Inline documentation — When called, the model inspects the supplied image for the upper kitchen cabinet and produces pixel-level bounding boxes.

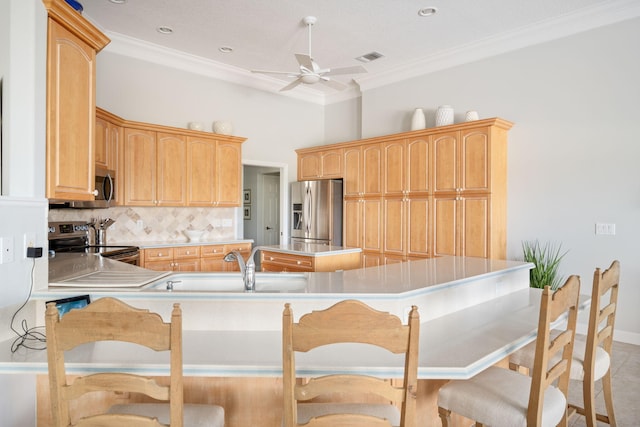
[117,116,245,207]
[343,143,383,198]
[296,148,343,180]
[43,0,110,201]
[123,128,187,206]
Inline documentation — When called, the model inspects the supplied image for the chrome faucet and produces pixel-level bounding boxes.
[224,246,262,291]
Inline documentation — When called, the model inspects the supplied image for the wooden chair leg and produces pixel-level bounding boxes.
[583,373,597,427]
[437,407,452,427]
[601,370,617,426]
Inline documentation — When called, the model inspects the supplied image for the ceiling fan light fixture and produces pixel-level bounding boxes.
[418,7,438,17]
[156,26,174,35]
[300,74,320,84]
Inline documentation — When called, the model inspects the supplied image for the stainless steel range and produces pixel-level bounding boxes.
[48,221,140,265]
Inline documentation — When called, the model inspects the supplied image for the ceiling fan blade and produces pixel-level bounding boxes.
[319,78,347,91]
[295,54,317,72]
[279,79,303,92]
[251,69,298,76]
[323,65,368,76]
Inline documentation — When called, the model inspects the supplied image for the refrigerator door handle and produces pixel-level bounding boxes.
[305,186,312,234]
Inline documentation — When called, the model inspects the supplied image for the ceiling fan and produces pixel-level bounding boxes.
[251,16,367,92]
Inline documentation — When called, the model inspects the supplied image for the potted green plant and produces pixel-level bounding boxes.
[521,240,568,290]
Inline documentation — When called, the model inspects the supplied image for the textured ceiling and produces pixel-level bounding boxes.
[80,0,637,98]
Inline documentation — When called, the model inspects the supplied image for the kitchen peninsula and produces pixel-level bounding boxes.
[0,255,587,426]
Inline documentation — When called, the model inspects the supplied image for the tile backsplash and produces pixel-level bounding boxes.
[48,206,237,244]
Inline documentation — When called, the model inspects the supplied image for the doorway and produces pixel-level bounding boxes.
[241,161,289,256]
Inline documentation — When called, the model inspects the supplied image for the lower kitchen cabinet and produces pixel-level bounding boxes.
[142,246,200,271]
[260,250,361,272]
[142,243,252,272]
[200,243,252,272]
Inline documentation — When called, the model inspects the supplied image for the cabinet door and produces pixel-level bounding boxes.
[406,196,431,258]
[321,149,343,178]
[383,140,405,196]
[362,198,382,253]
[432,195,457,257]
[124,128,157,205]
[46,19,96,200]
[108,121,123,204]
[298,152,321,180]
[406,137,430,194]
[343,147,361,197]
[156,133,186,206]
[174,259,201,271]
[95,116,109,169]
[362,144,383,196]
[460,128,490,192]
[383,197,404,255]
[187,137,216,206]
[215,141,242,206]
[460,195,490,258]
[432,132,458,195]
[343,198,361,249]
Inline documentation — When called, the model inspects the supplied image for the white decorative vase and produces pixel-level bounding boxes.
[465,111,479,122]
[435,105,454,126]
[410,108,426,131]
[188,122,204,131]
[212,121,233,135]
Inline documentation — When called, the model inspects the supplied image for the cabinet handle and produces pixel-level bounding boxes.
[92,189,99,196]
[296,260,301,265]
[186,251,190,255]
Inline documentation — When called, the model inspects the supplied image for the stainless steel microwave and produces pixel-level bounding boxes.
[49,167,115,209]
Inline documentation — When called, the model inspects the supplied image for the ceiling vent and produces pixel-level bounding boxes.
[356,52,385,63]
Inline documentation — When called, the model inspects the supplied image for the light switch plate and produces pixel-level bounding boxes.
[0,236,15,264]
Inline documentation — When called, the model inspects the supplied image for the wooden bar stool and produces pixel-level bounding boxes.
[438,277,581,427]
[282,299,420,427]
[45,297,225,427]
[510,260,620,426]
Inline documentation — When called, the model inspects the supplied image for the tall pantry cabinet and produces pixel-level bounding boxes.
[296,118,513,265]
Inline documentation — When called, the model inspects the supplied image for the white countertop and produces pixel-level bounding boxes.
[259,243,362,257]
[1,255,566,381]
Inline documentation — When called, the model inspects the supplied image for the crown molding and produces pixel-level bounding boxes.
[102,31,330,105]
[95,0,639,105]
[355,0,640,91]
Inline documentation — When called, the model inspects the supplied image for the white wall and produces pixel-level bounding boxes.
[0,1,47,425]
[357,19,640,342]
[96,51,325,184]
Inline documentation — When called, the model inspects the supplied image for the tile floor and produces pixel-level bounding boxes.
[567,339,640,427]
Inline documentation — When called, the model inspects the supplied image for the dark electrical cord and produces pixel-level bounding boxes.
[10,257,46,352]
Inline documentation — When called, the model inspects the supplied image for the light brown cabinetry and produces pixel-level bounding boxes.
[200,243,251,272]
[44,0,109,201]
[431,125,508,258]
[117,118,244,207]
[296,118,512,262]
[123,129,187,206]
[142,243,252,272]
[142,246,200,272]
[296,148,343,180]
[260,250,361,272]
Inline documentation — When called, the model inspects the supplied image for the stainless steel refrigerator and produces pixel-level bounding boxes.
[290,180,343,245]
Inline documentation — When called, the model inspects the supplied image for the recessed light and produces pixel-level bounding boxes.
[108,0,127,4]
[156,26,174,35]
[219,46,234,54]
[418,7,438,17]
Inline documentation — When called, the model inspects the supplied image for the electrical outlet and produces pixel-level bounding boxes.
[595,223,616,235]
